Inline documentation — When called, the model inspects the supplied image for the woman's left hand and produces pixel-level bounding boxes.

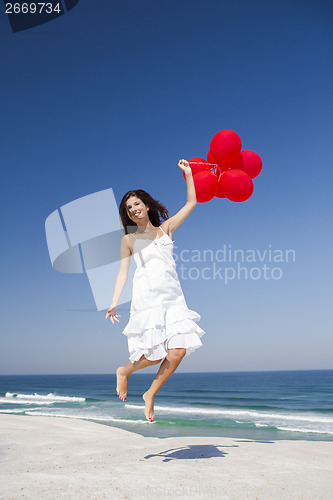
[178,159,192,176]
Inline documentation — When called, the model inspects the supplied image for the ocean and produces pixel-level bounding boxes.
[1,370,332,441]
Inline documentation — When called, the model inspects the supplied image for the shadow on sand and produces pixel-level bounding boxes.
[144,443,238,462]
[144,439,275,462]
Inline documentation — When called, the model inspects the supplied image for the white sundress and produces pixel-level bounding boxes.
[121,225,206,362]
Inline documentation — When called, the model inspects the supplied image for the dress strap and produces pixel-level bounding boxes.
[159,225,166,235]
[130,232,136,239]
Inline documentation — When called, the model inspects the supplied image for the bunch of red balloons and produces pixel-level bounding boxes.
[184,130,263,203]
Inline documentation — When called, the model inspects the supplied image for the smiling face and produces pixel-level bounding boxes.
[126,196,149,222]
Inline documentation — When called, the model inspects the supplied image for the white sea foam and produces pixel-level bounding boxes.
[125,403,333,435]
[2,394,332,436]
[4,392,85,403]
[0,409,25,414]
[125,404,333,424]
[24,411,151,424]
[277,426,333,435]
[0,397,54,405]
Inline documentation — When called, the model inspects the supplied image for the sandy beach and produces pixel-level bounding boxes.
[0,415,332,499]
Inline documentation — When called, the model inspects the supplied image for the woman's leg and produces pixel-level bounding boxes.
[116,355,163,401]
[142,348,186,421]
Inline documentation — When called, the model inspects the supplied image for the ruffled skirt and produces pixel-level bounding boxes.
[121,303,205,362]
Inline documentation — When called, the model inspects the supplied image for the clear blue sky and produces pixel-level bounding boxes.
[0,0,332,374]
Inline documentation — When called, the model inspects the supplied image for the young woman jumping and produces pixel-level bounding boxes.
[105,159,205,422]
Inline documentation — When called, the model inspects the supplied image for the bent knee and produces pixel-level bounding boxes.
[168,348,186,359]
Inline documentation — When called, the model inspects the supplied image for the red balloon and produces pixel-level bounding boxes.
[219,169,254,202]
[193,170,218,203]
[215,181,227,198]
[229,152,242,168]
[207,150,218,165]
[210,130,242,163]
[184,157,208,179]
[232,150,263,179]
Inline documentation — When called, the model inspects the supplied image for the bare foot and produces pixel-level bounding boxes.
[142,391,155,422]
[116,367,128,401]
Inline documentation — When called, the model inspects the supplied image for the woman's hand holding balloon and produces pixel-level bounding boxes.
[178,159,192,176]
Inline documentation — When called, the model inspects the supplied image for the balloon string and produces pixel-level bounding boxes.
[188,160,223,177]
[187,161,225,182]
[188,161,219,166]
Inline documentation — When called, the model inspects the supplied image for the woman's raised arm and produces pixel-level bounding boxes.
[166,159,198,233]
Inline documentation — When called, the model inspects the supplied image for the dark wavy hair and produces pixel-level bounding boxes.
[119,189,170,235]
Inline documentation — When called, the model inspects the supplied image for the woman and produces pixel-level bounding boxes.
[105,159,205,422]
